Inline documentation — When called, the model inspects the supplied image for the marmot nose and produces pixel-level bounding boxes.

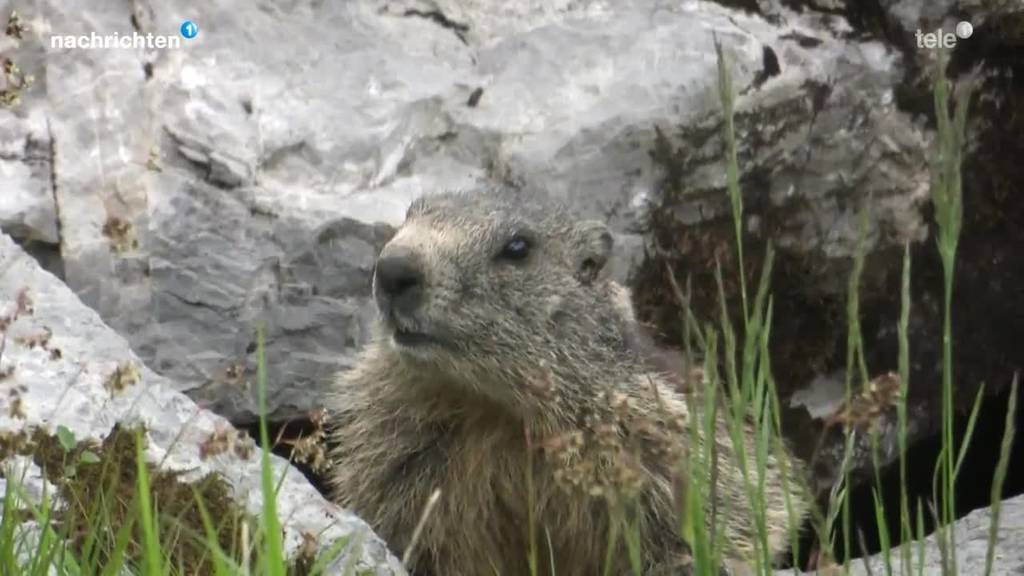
[374,248,424,313]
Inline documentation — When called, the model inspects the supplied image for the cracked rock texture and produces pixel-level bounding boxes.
[0,232,405,575]
[0,0,939,424]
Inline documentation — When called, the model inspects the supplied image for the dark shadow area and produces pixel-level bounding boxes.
[12,238,64,280]
[239,417,332,496]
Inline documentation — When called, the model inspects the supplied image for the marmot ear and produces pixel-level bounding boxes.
[574,220,613,285]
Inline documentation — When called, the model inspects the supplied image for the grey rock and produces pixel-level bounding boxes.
[0,0,997,428]
[11,0,914,422]
[784,494,1024,575]
[881,0,960,35]
[0,108,56,245]
[652,18,930,264]
[0,232,404,574]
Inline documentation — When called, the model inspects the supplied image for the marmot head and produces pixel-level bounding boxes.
[371,187,633,409]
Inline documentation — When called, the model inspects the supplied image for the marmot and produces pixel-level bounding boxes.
[329,187,809,575]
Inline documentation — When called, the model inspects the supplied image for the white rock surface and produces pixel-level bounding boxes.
[0,232,404,575]
[843,494,1024,575]
[0,108,56,245]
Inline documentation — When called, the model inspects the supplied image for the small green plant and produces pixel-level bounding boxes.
[54,425,101,479]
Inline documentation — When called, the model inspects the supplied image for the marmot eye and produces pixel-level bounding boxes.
[498,236,531,261]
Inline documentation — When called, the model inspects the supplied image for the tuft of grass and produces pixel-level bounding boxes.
[0,326,361,575]
[680,40,1010,576]
[701,37,809,575]
[20,424,246,573]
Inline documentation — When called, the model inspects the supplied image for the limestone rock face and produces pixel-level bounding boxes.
[0,232,404,574]
[0,0,937,423]
[0,109,55,246]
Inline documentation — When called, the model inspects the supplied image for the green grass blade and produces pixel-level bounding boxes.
[306,534,351,575]
[0,469,19,571]
[916,500,926,576]
[713,35,748,327]
[99,513,138,576]
[953,382,986,480]
[256,325,287,575]
[983,375,1018,576]
[930,48,973,576]
[545,527,557,576]
[872,488,892,576]
[136,430,165,573]
[896,243,912,576]
[623,508,643,576]
[601,504,621,576]
[134,429,162,576]
[193,488,234,576]
[869,428,892,576]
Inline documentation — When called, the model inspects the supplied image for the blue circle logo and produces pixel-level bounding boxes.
[180,20,198,39]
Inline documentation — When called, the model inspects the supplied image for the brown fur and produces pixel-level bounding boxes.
[329,187,809,575]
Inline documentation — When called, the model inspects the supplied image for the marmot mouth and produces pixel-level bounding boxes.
[392,329,439,347]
